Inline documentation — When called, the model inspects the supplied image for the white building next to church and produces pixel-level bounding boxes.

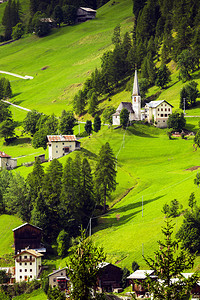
[112,69,173,128]
[144,100,173,128]
[14,249,43,282]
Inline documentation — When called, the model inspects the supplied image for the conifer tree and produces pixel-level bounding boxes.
[144,218,198,300]
[93,115,101,132]
[59,110,77,134]
[88,92,98,116]
[95,142,117,212]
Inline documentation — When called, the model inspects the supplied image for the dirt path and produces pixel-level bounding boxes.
[1,100,31,112]
[0,70,33,80]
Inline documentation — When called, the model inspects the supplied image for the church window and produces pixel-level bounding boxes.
[134,97,136,102]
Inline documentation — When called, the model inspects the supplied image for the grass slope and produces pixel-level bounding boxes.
[0,0,133,116]
[13,289,47,300]
[74,125,200,271]
[0,214,22,257]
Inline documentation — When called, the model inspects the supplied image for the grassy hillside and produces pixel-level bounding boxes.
[0,0,133,117]
[0,214,22,257]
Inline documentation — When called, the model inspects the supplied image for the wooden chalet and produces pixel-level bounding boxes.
[127,270,156,297]
[13,223,45,255]
[97,262,123,293]
[76,7,96,23]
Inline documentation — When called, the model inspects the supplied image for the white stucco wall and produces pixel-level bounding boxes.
[15,254,42,282]
[48,141,77,161]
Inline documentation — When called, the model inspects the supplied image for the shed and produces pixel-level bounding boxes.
[0,151,17,169]
[97,262,123,293]
[76,7,96,23]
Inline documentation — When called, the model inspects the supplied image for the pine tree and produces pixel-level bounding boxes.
[88,92,98,116]
[59,110,77,134]
[144,218,198,300]
[93,115,101,132]
[95,142,117,212]
[120,108,129,129]
[84,120,92,135]
[156,64,171,89]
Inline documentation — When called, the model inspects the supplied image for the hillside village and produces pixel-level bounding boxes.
[0,0,200,299]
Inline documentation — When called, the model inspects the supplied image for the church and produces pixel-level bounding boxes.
[112,70,173,128]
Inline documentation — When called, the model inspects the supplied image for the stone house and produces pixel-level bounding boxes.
[0,151,17,169]
[47,135,81,161]
[14,249,43,282]
[48,268,69,291]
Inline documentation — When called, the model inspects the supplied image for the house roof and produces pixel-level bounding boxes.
[146,100,173,108]
[116,102,134,113]
[79,7,97,12]
[14,249,43,258]
[127,270,154,280]
[132,69,140,96]
[12,223,42,232]
[0,151,11,158]
[48,267,67,277]
[47,135,77,142]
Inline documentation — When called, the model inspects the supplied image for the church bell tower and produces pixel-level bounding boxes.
[132,69,141,120]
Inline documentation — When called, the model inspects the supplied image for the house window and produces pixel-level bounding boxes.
[165,114,167,117]
[53,278,56,282]
[158,114,159,116]
[49,144,51,147]
[163,120,165,122]
[25,262,27,265]
[168,108,170,111]
[25,269,27,272]
[161,104,163,106]
[61,273,63,276]
[20,269,22,272]
[165,108,167,111]
[56,151,58,153]
[161,108,163,111]
[161,114,163,117]
[62,143,64,145]
[24,256,27,259]
[30,269,32,272]
[158,108,159,111]
[20,276,22,279]
[20,263,22,266]
[53,285,56,287]
[30,275,32,278]
[30,256,32,260]
[56,145,58,148]
[134,97,136,102]
[30,262,32,265]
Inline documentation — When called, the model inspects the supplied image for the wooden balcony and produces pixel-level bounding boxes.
[16,257,35,263]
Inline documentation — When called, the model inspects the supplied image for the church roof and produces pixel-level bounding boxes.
[146,100,173,108]
[116,102,134,113]
[132,69,140,96]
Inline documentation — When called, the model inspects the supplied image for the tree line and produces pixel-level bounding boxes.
[1,0,110,40]
[0,142,116,247]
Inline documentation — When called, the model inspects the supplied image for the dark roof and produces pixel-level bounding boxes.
[48,267,68,277]
[12,223,43,232]
[116,102,134,113]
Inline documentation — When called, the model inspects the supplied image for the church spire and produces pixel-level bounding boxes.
[132,69,140,96]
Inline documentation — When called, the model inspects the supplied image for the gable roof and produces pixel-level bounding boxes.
[116,102,134,113]
[127,270,155,280]
[132,69,140,96]
[146,100,173,108]
[14,249,43,258]
[48,267,67,277]
[12,223,42,232]
[0,151,11,158]
[47,135,77,142]
[79,7,96,12]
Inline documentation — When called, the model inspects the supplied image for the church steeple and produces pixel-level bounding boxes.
[132,69,141,120]
[132,69,140,96]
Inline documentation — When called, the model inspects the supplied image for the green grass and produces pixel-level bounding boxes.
[13,289,47,300]
[0,214,22,256]
[0,0,133,117]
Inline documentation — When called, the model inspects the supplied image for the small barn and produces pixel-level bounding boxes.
[97,262,123,293]
[13,223,45,255]
[76,7,96,23]
[0,151,17,170]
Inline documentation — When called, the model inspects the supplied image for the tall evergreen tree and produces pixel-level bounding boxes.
[95,142,117,212]
[59,110,77,134]
[93,115,101,132]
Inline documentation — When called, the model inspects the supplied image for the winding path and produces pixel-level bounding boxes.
[1,100,31,112]
[0,70,33,80]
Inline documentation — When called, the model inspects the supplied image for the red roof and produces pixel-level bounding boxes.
[0,151,11,158]
[47,135,77,142]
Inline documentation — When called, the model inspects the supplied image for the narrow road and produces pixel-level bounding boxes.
[1,100,31,112]
[0,70,33,80]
